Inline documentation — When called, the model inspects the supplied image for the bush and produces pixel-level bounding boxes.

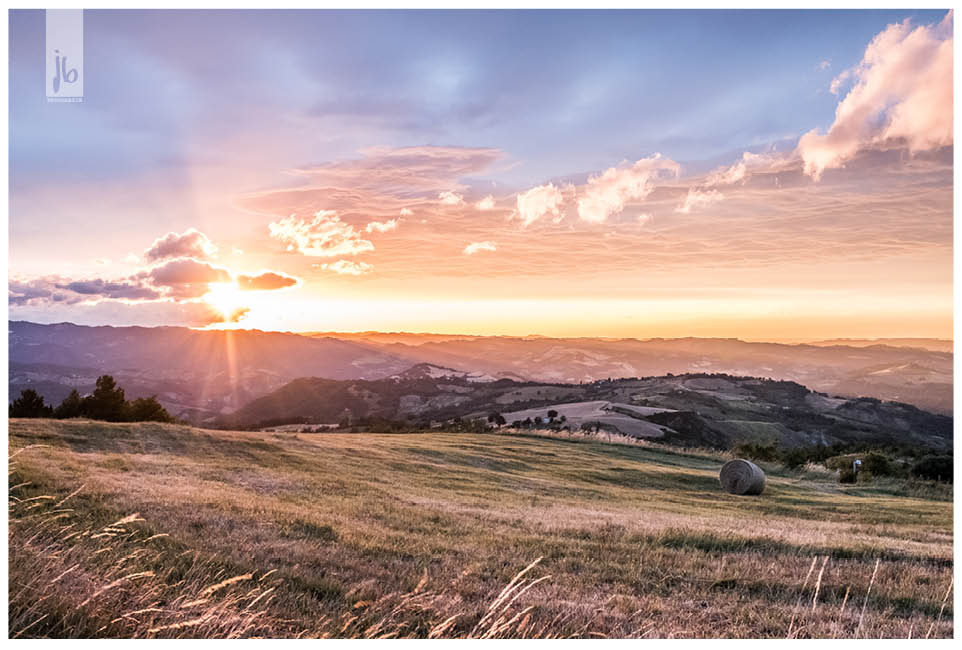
[838,468,857,484]
[911,456,953,483]
[732,441,778,462]
[862,451,893,476]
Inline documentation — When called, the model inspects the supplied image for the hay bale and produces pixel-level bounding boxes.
[719,459,766,495]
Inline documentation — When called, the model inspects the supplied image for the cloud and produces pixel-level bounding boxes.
[9,276,83,306]
[145,228,218,262]
[293,145,503,192]
[463,241,497,255]
[146,258,232,286]
[818,59,831,70]
[269,210,374,257]
[400,207,414,216]
[56,278,162,301]
[704,150,783,187]
[476,195,496,211]
[676,188,724,214]
[515,183,564,227]
[637,213,653,226]
[798,11,953,180]
[365,218,400,233]
[222,306,251,323]
[235,270,299,291]
[317,260,374,275]
[438,190,464,205]
[577,154,680,223]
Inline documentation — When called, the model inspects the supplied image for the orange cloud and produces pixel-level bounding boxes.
[236,270,299,291]
[463,241,497,255]
[317,260,374,275]
[269,210,375,257]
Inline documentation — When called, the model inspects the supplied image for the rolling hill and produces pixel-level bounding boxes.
[9,321,412,421]
[221,367,952,451]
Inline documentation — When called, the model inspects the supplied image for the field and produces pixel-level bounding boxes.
[8,419,953,638]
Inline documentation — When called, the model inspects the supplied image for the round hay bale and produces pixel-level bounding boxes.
[719,459,766,495]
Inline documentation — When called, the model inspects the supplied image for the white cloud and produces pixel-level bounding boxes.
[704,150,781,187]
[144,228,218,262]
[577,154,680,223]
[365,218,400,233]
[637,213,653,226]
[317,260,374,275]
[438,190,464,205]
[798,11,953,180]
[818,59,831,70]
[400,207,414,216]
[268,210,374,257]
[475,195,496,211]
[675,189,724,214]
[463,241,497,255]
[515,183,564,227]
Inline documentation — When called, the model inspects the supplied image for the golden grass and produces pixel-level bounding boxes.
[8,418,954,638]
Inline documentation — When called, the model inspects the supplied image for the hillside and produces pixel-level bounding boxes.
[365,336,954,414]
[222,370,953,452]
[10,322,954,419]
[9,419,953,638]
[9,321,412,421]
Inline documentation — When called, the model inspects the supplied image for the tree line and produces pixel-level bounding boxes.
[9,375,174,423]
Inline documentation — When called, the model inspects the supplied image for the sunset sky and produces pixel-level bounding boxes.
[8,9,953,338]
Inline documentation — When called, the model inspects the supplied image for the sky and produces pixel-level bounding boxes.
[8,9,954,338]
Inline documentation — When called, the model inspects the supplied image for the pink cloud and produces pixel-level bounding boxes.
[798,11,953,180]
[577,154,680,223]
[145,228,218,262]
[515,183,564,228]
[675,188,724,214]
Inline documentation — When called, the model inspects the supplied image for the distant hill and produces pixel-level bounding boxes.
[806,338,953,353]
[348,335,954,413]
[9,321,412,421]
[10,322,954,419]
[221,369,953,452]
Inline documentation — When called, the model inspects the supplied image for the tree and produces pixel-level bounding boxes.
[128,396,173,423]
[85,375,127,421]
[547,409,558,421]
[54,389,85,419]
[10,389,53,418]
[487,412,506,428]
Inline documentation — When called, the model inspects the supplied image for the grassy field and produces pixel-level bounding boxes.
[8,418,953,638]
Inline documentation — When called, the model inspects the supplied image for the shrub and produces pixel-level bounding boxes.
[732,441,778,462]
[911,455,953,483]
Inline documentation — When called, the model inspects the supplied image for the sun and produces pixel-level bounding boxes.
[204,282,248,323]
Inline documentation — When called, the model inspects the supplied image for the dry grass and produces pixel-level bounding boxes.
[8,419,954,638]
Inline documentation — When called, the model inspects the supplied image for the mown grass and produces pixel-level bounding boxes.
[8,418,953,638]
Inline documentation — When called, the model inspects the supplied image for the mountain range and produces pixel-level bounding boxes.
[8,321,954,422]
